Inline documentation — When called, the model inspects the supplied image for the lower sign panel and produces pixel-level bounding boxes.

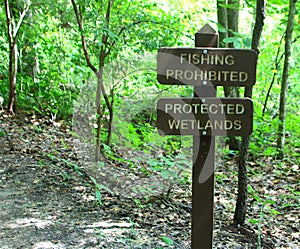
[157,98,253,136]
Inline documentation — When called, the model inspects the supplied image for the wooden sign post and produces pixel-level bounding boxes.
[156,24,257,249]
[192,25,218,249]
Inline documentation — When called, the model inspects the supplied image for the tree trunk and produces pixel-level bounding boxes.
[95,68,103,162]
[72,0,115,160]
[233,0,266,226]
[226,0,240,98]
[218,0,241,151]
[7,42,18,113]
[106,88,114,146]
[4,0,30,113]
[277,0,298,158]
[72,0,111,160]
[227,0,240,35]
[5,0,17,113]
[217,0,228,47]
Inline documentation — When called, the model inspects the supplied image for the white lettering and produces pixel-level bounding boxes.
[175,70,183,80]
[174,104,182,114]
[166,69,174,79]
[225,120,233,130]
[201,104,208,114]
[181,120,189,129]
[225,55,234,65]
[180,54,187,64]
[179,53,236,66]
[227,104,235,114]
[165,104,173,113]
[166,119,243,131]
[234,120,242,130]
[182,104,192,114]
[205,120,212,130]
[168,119,180,129]
[230,71,238,81]
[208,104,218,114]
[236,104,245,114]
[239,72,248,82]
[164,103,246,115]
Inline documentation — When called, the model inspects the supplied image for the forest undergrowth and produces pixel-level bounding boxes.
[0,112,299,249]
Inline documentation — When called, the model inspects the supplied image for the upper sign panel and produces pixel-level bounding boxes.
[157,48,257,86]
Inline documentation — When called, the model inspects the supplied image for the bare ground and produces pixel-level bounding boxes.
[0,113,298,249]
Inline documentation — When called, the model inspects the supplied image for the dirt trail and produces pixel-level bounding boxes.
[0,115,192,249]
[0,115,135,249]
[0,114,297,249]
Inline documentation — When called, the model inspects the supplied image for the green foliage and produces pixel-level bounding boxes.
[147,153,192,196]
[0,129,5,137]
[160,236,174,246]
[0,1,299,230]
[222,35,252,49]
[248,0,300,160]
[90,176,113,206]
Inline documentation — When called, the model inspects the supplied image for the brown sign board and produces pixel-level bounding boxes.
[157,48,257,86]
[157,98,253,136]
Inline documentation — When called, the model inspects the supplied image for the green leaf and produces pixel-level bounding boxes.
[160,170,177,179]
[95,189,103,206]
[98,184,114,195]
[90,176,97,186]
[233,39,242,48]
[249,219,260,224]
[160,236,173,245]
[216,23,227,33]
[160,170,172,179]
[103,28,120,41]
[223,37,240,44]
[268,208,281,215]
[247,184,254,193]
[264,199,275,205]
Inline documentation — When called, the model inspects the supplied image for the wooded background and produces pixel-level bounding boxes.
[0,0,299,246]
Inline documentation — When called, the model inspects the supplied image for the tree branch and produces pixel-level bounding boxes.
[262,34,285,116]
[98,0,113,69]
[71,0,97,73]
[251,0,266,56]
[13,1,31,38]
[4,0,14,46]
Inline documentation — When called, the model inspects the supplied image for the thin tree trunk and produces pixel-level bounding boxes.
[4,0,30,113]
[95,0,114,148]
[5,0,16,113]
[262,35,284,116]
[234,0,266,226]
[223,0,241,151]
[226,0,240,98]
[277,0,297,158]
[7,42,18,113]
[72,0,112,161]
[95,69,103,161]
[217,0,228,48]
[106,92,114,146]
